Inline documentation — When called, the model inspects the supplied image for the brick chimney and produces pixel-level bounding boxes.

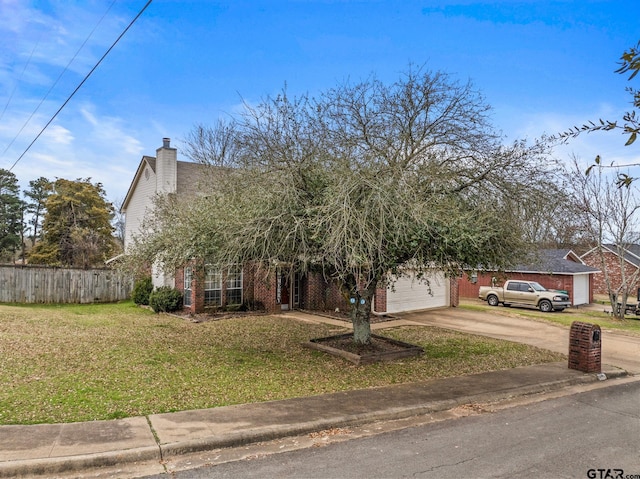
[156,137,177,194]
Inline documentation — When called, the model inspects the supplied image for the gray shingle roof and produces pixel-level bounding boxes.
[176,161,209,196]
[510,249,600,275]
[600,244,640,268]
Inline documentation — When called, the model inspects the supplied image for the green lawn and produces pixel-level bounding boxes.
[0,301,564,425]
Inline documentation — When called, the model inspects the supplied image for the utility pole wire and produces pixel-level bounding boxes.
[1,0,118,159]
[0,32,42,124]
[8,0,154,172]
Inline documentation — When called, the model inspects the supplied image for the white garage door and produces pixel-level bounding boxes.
[386,272,448,314]
[572,274,589,305]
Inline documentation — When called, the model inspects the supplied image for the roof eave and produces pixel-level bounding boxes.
[121,156,155,212]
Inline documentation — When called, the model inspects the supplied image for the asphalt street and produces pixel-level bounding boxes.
[149,379,640,479]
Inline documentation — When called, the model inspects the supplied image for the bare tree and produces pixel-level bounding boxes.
[568,158,640,317]
[512,179,588,249]
[129,66,555,344]
[182,120,240,168]
[111,196,126,249]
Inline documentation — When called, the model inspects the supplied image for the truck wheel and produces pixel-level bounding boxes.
[539,299,552,312]
[487,294,499,307]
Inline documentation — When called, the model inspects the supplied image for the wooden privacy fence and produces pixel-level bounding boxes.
[0,265,133,304]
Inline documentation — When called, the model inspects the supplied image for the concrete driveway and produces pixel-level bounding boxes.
[398,306,640,375]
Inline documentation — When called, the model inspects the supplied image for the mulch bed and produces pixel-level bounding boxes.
[306,333,424,364]
[315,334,413,355]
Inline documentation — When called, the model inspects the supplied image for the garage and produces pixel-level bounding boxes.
[457,250,599,307]
[385,272,449,314]
[572,274,590,306]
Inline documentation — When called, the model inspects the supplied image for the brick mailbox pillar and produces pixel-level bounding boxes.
[568,321,601,373]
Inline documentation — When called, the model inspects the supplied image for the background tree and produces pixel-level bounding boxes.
[0,169,24,263]
[515,178,591,251]
[111,196,126,249]
[129,67,555,344]
[23,177,53,247]
[29,178,117,268]
[558,41,640,316]
[567,158,640,318]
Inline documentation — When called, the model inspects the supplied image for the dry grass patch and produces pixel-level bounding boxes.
[0,301,564,425]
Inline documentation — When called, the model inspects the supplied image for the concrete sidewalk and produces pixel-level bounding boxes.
[0,363,627,478]
[0,310,631,478]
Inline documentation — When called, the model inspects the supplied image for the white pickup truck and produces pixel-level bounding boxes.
[478,280,570,312]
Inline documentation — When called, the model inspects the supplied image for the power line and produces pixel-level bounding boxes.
[1,0,118,158]
[8,0,154,172]
[0,32,42,124]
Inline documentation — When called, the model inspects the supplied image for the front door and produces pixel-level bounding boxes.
[277,270,290,311]
[281,277,290,310]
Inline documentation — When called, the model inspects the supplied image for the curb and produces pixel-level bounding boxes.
[0,446,160,479]
[158,368,628,458]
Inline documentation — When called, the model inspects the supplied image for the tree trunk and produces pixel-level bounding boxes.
[349,285,375,345]
[352,301,371,345]
[610,291,625,320]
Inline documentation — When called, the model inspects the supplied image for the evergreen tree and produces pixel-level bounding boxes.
[0,169,24,263]
[29,178,117,268]
[23,177,53,245]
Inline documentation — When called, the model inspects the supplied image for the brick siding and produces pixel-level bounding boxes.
[374,286,387,313]
[177,262,455,315]
[176,261,270,314]
[581,250,640,297]
[302,272,347,312]
[251,264,278,313]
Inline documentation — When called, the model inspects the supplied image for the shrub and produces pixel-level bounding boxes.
[149,287,183,313]
[241,300,265,311]
[131,277,153,305]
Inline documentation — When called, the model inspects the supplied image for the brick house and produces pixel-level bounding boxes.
[122,138,459,314]
[581,244,640,296]
[459,249,599,306]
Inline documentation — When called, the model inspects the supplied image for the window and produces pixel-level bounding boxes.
[203,264,243,307]
[529,281,546,292]
[183,266,193,307]
[293,272,300,307]
[506,282,521,291]
[204,265,222,307]
[226,265,243,305]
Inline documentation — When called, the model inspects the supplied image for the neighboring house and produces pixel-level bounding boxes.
[581,244,640,296]
[122,138,458,314]
[458,249,599,306]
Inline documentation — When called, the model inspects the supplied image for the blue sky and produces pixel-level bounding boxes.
[0,0,638,202]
